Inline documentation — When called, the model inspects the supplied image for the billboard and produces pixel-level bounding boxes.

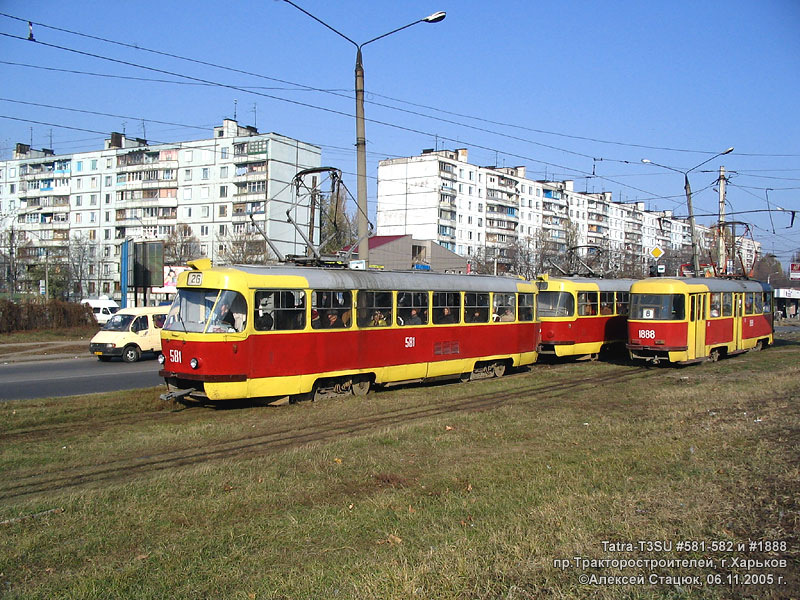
[152,266,190,294]
[791,263,800,281]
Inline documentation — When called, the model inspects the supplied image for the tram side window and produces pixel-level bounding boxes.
[599,292,615,315]
[464,292,490,323]
[763,293,772,314]
[432,292,460,324]
[357,291,392,327]
[744,293,755,315]
[397,291,429,326]
[312,290,352,329]
[753,293,763,314]
[616,291,630,316]
[722,292,733,317]
[577,291,599,316]
[518,293,534,322]
[254,290,305,331]
[710,292,722,318]
[492,293,516,322]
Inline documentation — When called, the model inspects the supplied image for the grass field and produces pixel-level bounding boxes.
[1,334,798,599]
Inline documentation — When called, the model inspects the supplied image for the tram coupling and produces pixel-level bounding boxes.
[160,387,196,403]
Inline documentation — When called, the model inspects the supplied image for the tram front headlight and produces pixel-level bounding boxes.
[190,358,199,369]
[158,353,165,365]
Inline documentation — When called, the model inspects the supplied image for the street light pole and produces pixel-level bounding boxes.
[282,1,446,267]
[642,147,733,277]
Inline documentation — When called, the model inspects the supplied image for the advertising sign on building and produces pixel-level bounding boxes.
[791,263,800,281]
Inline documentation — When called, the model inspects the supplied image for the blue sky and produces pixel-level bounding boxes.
[1,1,798,263]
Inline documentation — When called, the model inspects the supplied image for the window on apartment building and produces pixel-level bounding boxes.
[75,195,82,207]
[219,186,228,198]
[478,203,483,212]
[75,213,82,224]
[221,147,228,159]
[200,225,209,236]
[89,229,96,240]
[105,229,111,240]
[219,224,226,236]
[185,207,192,218]
[91,159,98,170]
[184,169,192,181]
[9,184,15,194]
[219,204,227,217]
[104,176,112,186]
[202,205,210,218]
[75,178,82,189]
[220,166,228,178]
[201,187,210,199]
[90,194,98,205]
[478,218,482,227]
[90,212,97,223]
[76,161,83,172]
[106,158,113,168]
[185,150,193,162]
[202,168,210,180]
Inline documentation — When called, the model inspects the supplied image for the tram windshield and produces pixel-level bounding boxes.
[164,288,248,333]
[537,291,574,318]
[630,293,685,320]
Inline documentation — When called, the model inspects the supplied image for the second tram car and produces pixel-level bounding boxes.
[536,275,637,359]
[627,277,773,364]
[159,259,540,402]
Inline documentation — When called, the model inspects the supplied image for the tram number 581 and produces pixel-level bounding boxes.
[404,337,416,348]
[169,349,182,363]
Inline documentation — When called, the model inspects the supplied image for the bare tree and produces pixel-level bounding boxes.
[218,225,270,265]
[68,232,94,300]
[163,224,201,265]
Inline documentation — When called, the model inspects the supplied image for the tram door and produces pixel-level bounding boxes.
[689,293,706,359]
[733,293,744,351]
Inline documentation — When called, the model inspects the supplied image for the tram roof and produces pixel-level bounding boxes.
[228,265,528,293]
[542,277,639,292]
[635,277,772,293]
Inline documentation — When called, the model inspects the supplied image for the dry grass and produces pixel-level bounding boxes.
[0,337,798,599]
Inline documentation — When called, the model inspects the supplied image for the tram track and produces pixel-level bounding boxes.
[1,365,657,502]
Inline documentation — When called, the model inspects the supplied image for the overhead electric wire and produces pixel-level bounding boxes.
[1,11,796,218]
[6,10,796,162]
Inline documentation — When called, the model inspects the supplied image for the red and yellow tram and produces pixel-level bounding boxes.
[627,277,774,364]
[159,259,540,402]
[535,275,636,360]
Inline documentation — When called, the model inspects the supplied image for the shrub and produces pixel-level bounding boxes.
[0,299,94,333]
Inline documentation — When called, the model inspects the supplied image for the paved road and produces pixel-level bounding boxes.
[0,356,164,401]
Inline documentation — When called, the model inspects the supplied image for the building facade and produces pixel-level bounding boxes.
[0,120,321,299]
[377,148,760,276]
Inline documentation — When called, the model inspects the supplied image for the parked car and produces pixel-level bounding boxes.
[81,296,120,325]
[89,306,168,362]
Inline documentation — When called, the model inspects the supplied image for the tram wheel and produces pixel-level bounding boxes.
[351,377,370,396]
[708,348,720,363]
[492,362,506,377]
[753,340,763,352]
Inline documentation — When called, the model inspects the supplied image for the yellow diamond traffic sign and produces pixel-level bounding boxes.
[650,246,664,260]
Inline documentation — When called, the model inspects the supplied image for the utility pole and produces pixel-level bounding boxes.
[717,166,727,273]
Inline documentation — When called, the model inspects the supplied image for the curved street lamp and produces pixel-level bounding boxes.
[283,1,446,266]
[642,147,734,276]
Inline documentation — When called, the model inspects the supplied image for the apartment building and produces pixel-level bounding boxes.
[0,119,321,298]
[377,148,760,275]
